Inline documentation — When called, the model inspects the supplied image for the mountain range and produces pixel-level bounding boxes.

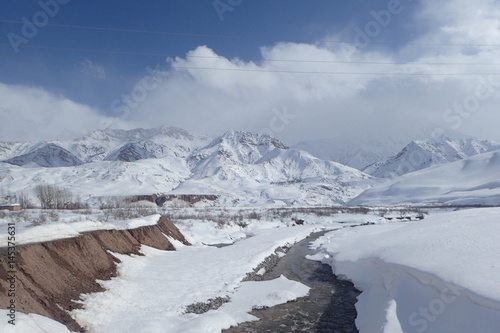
[0,126,372,206]
[1,125,499,206]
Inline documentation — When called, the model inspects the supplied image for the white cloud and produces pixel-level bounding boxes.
[0,83,132,141]
[123,0,500,144]
[3,0,500,144]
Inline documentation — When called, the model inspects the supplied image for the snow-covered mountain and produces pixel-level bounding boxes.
[104,141,164,162]
[0,125,211,164]
[188,130,288,172]
[350,149,500,206]
[363,137,500,178]
[4,143,83,167]
[68,125,212,162]
[176,130,373,205]
[0,127,374,206]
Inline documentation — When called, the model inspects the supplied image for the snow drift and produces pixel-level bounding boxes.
[351,149,500,206]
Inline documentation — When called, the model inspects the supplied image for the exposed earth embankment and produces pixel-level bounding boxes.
[0,216,189,332]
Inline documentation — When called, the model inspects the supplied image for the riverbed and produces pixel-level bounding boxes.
[223,230,360,333]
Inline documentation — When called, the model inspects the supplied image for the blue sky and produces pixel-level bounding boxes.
[1,0,500,143]
[1,0,417,107]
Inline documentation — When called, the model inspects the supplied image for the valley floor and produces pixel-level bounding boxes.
[1,207,500,332]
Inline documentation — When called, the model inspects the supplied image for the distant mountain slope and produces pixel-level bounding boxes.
[3,143,83,167]
[0,125,212,164]
[350,149,500,206]
[69,125,211,163]
[0,158,190,197]
[292,136,404,170]
[104,141,165,162]
[363,137,500,178]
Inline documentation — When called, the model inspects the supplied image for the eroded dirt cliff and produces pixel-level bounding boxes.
[0,216,189,332]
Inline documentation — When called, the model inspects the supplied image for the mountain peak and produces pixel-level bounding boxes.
[364,137,500,178]
[4,143,83,167]
[216,130,288,149]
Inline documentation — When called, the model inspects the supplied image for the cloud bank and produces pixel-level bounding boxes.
[2,0,500,144]
[0,83,134,141]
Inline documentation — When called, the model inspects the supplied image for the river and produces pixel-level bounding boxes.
[223,230,360,333]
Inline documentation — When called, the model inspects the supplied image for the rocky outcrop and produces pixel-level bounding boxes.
[0,216,189,332]
[123,193,219,206]
[155,194,219,206]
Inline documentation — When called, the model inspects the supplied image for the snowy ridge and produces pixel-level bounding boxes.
[364,137,500,178]
[0,127,374,205]
[0,125,211,164]
[176,131,373,205]
[351,149,500,206]
[104,141,164,162]
[4,143,83,167]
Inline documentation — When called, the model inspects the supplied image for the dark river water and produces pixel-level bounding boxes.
[223,230,360,333]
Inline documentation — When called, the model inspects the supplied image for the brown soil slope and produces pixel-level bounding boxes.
[0,216,189,332]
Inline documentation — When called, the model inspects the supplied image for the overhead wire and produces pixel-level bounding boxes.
[2,19,500,47]
[1,20,500,75]
[1,42,500,66]
[1,50,499,76]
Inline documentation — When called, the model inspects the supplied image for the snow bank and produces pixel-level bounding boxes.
[311,208,500,332]
[0,214,160,246]
[0,312,73,333]
[71,224,321,332]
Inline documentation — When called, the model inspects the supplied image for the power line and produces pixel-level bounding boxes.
[0,52,156,68]
[171,66,500,76]
[1,51,499,76]
[2,19,500,48]
[0,20,251,40]
[1,42,500,67]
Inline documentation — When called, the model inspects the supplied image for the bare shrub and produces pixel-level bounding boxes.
[34,184,88,209]
[18,192,36,209]
[31,212,48,226]
[48,210,60,221]
[247,211,261,220]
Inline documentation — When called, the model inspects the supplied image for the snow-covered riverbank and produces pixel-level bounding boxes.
[310,207,500,333]
[2,207,499,332]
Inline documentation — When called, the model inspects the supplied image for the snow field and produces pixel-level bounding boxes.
[70,223,324,333]
[2,207,499,332]
[310,207,500,333]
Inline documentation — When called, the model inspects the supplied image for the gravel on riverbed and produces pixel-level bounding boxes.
[184,296,231,314]
[242,244,291,282]
[184,244,292,314]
